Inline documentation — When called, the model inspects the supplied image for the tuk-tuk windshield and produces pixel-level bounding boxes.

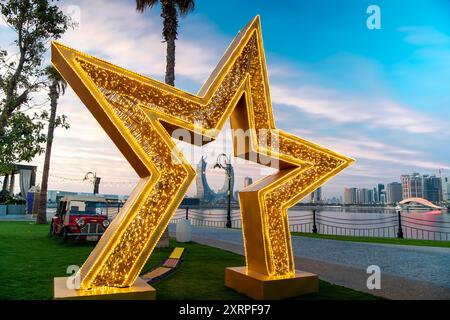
[69,201,107,215]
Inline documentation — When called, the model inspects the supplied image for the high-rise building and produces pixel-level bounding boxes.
[196,159,205,198]
[344,187,381,204]
[401,173,423,199]
[368,189,374,204]
[379,192,386,203]
[401,173,443,203]
[310,187,322,203]
[344,188,357,205]
[442,176,450,201]
[386,182,402,204]
[244,177,253,188]
[373,187,378,203]
[195,157,235,201]
[357,188,371,204]
[377,184,385,203]
[344,185,397,205]
[422,175,442,203]
[325,196,342,204]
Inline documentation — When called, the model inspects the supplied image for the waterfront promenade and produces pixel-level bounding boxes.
[168,224,450,300]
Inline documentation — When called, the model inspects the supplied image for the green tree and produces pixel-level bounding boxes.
[136,0,195,86]
[0,0,71,173]
[36,65,67,224]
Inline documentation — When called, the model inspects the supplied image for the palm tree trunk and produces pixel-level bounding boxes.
[36,84,57,224]
[161,0,177,86]
[157,0,178,246]
[165,37,176,86]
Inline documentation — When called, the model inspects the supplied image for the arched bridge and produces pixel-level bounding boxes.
[399,197,443,209]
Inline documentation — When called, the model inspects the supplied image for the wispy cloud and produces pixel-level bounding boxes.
[59,0,226,87]
[398,26,450,46]
[271,84,449,135]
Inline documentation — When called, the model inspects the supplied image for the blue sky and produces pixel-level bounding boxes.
[1,0,449,197]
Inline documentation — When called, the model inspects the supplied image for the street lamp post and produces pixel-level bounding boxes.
[396,205,404,239]
[214,153,232,228]
[312,209,318,234]
[84,172,101,194]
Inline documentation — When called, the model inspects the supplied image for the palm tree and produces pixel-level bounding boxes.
[136,0,195,86]
[36,66,67,225]
[136,0,194,247]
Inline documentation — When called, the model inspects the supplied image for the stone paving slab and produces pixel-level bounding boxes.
[168,224,450,300]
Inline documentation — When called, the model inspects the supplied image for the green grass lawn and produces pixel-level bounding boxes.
[292,232,450,248]
[0,222,379,300]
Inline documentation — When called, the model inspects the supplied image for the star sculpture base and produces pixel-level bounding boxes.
[53,277,156,300]
[225,267,318,300]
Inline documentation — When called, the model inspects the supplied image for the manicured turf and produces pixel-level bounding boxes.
[0,222,379,300]
[292,232,450,248]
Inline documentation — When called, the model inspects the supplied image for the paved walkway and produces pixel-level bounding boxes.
[169,225,450,300]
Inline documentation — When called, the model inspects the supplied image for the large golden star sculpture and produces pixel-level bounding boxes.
[52,16,353,298]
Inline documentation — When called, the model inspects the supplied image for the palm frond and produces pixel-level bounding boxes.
[176,0,195,16]
[45,65,67,95]
[136,0,159,12]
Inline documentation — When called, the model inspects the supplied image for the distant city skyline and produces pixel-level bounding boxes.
[5,155,450,200]
[342,171,449,205]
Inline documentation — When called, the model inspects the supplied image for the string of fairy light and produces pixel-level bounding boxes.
[27,165,236,191]
[36,169,138,188]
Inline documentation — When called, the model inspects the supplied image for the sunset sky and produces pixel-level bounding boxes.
[1,0,450,198]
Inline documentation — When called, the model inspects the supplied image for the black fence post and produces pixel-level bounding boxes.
[397,209,404,239]
[312,209,318,234]
[185,207,189,220]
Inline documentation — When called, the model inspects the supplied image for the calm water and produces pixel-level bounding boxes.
[172,207,450,240]
[49,205,450,239]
